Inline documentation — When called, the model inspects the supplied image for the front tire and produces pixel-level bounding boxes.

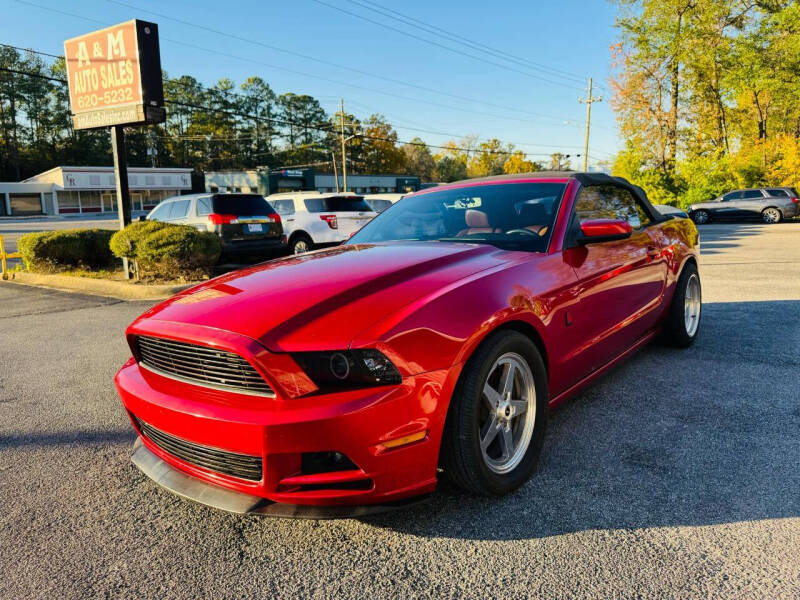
[692,209,710,225]
[762,207,782,224]
[440,330,548,496]
[661,262,701,348]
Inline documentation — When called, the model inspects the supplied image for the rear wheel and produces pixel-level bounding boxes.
[762,207,782,224]
[290,233,313,255]
[661,262,701,347]
[692,209,710,225]
[440,330,548,496]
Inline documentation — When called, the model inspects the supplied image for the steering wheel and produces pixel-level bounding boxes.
[505,228,538,236]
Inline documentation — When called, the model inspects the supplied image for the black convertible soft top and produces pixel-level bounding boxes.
[447,171,666,223]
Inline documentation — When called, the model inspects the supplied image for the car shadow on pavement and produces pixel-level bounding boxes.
[364,299,800,540]
[698,222,767,256]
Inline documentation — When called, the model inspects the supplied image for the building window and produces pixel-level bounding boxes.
[80,191,102,212]
[162,176,171,185]
[9,194,42,216]
[145,175,156,185]
[209,185,219,192]
[89,175,101,186]
[101,191,115,212]
[58,191,80,213]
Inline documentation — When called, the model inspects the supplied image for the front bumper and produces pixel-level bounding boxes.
[130,438,430,518]
[115,357,455,507]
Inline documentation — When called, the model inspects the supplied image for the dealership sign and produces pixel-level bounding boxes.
[64,20,165,130]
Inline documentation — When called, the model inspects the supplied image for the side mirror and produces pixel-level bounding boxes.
[577,219,632,244]
[138,215,147,222]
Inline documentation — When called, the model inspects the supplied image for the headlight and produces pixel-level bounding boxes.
[292,349,402,390]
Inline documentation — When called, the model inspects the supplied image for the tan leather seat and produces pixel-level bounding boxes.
[518,203,549,236]
[457,209,496,236]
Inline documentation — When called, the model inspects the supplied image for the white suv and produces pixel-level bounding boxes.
[267,192,377,254]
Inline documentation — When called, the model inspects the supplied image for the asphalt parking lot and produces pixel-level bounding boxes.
[1,221,798,599]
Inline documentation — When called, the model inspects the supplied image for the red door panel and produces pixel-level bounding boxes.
[563,229,667,377]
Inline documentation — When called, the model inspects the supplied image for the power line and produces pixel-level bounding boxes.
[13,0,586,128]
[3,65,580,159]
[3,43,578,150]
[0,43,62,59]
[309,0,586,91]
[97,0,584,121]
[344,0,592,86]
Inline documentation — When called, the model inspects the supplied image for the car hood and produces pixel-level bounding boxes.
[136,242,513,352]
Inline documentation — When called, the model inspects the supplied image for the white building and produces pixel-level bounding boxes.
[4,166,194,216]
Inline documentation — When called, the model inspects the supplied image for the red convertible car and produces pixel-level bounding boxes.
[115,172,701,516]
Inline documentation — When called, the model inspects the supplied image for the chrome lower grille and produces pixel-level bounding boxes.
[136,418,263,481]
[135,335,274,397]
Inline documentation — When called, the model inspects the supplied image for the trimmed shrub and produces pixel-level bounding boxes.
[108,220,169,260]
[17,229,116,272]
[110,222,221,280]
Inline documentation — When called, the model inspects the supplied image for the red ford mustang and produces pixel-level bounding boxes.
[115,172,701,516]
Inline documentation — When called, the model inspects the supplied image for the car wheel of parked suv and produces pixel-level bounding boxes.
[441,330,548,496]
[290,233,313,254]
[692,209,710,224]
[762,207,782,224]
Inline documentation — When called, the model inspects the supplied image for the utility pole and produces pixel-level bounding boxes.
[111,126,132,279]
[331,151,340,193]
[578,78,602,172]
[339,98,347,192]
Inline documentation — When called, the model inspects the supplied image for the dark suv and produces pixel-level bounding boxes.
[689,187,799,224]
[146,193,286,255]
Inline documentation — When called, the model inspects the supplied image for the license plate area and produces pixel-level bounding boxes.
[245,223,264,233]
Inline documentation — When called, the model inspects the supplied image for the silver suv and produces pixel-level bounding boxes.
[145,193,285,256]
[689,187,799,224]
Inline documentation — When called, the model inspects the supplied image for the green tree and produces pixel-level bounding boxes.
[503,150,541,174]
[359,114,405,174]
[401,137,436,181]
[434,155,467,182]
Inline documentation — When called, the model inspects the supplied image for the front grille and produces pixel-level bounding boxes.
[137,418,263,481]
[136,335,274,397]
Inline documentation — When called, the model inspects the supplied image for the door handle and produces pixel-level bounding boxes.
[286,218,294,222]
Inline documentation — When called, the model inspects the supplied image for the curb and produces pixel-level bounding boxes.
[2,271,196,300]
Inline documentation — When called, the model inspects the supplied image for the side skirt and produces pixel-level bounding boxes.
[548,329,659,411]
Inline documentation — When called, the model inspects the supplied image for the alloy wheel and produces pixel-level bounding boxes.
[478,352,536,475]
[293,239,310,254]
[693,210,709,224]
[684,273,701,337]
[762,208,781,224]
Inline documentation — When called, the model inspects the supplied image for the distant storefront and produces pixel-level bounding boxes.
[20,166,193,215]
[0,182,58,217]
[205,168,421,196]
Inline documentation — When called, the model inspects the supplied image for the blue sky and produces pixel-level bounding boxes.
[2,0,621,167]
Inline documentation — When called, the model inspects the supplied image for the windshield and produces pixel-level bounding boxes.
[348,182,567,252]
[212,194,274,216]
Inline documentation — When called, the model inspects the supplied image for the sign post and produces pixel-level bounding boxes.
[63,19,165,279]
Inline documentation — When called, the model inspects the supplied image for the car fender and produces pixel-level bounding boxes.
[350,254,573,380]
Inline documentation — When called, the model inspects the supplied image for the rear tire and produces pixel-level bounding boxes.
[691,210,710,225]
[290,233,313,255]
[440,330,548,496]
[762,207,782,224]
[660,262,701,348]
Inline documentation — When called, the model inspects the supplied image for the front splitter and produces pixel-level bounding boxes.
[130,438,429,519]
